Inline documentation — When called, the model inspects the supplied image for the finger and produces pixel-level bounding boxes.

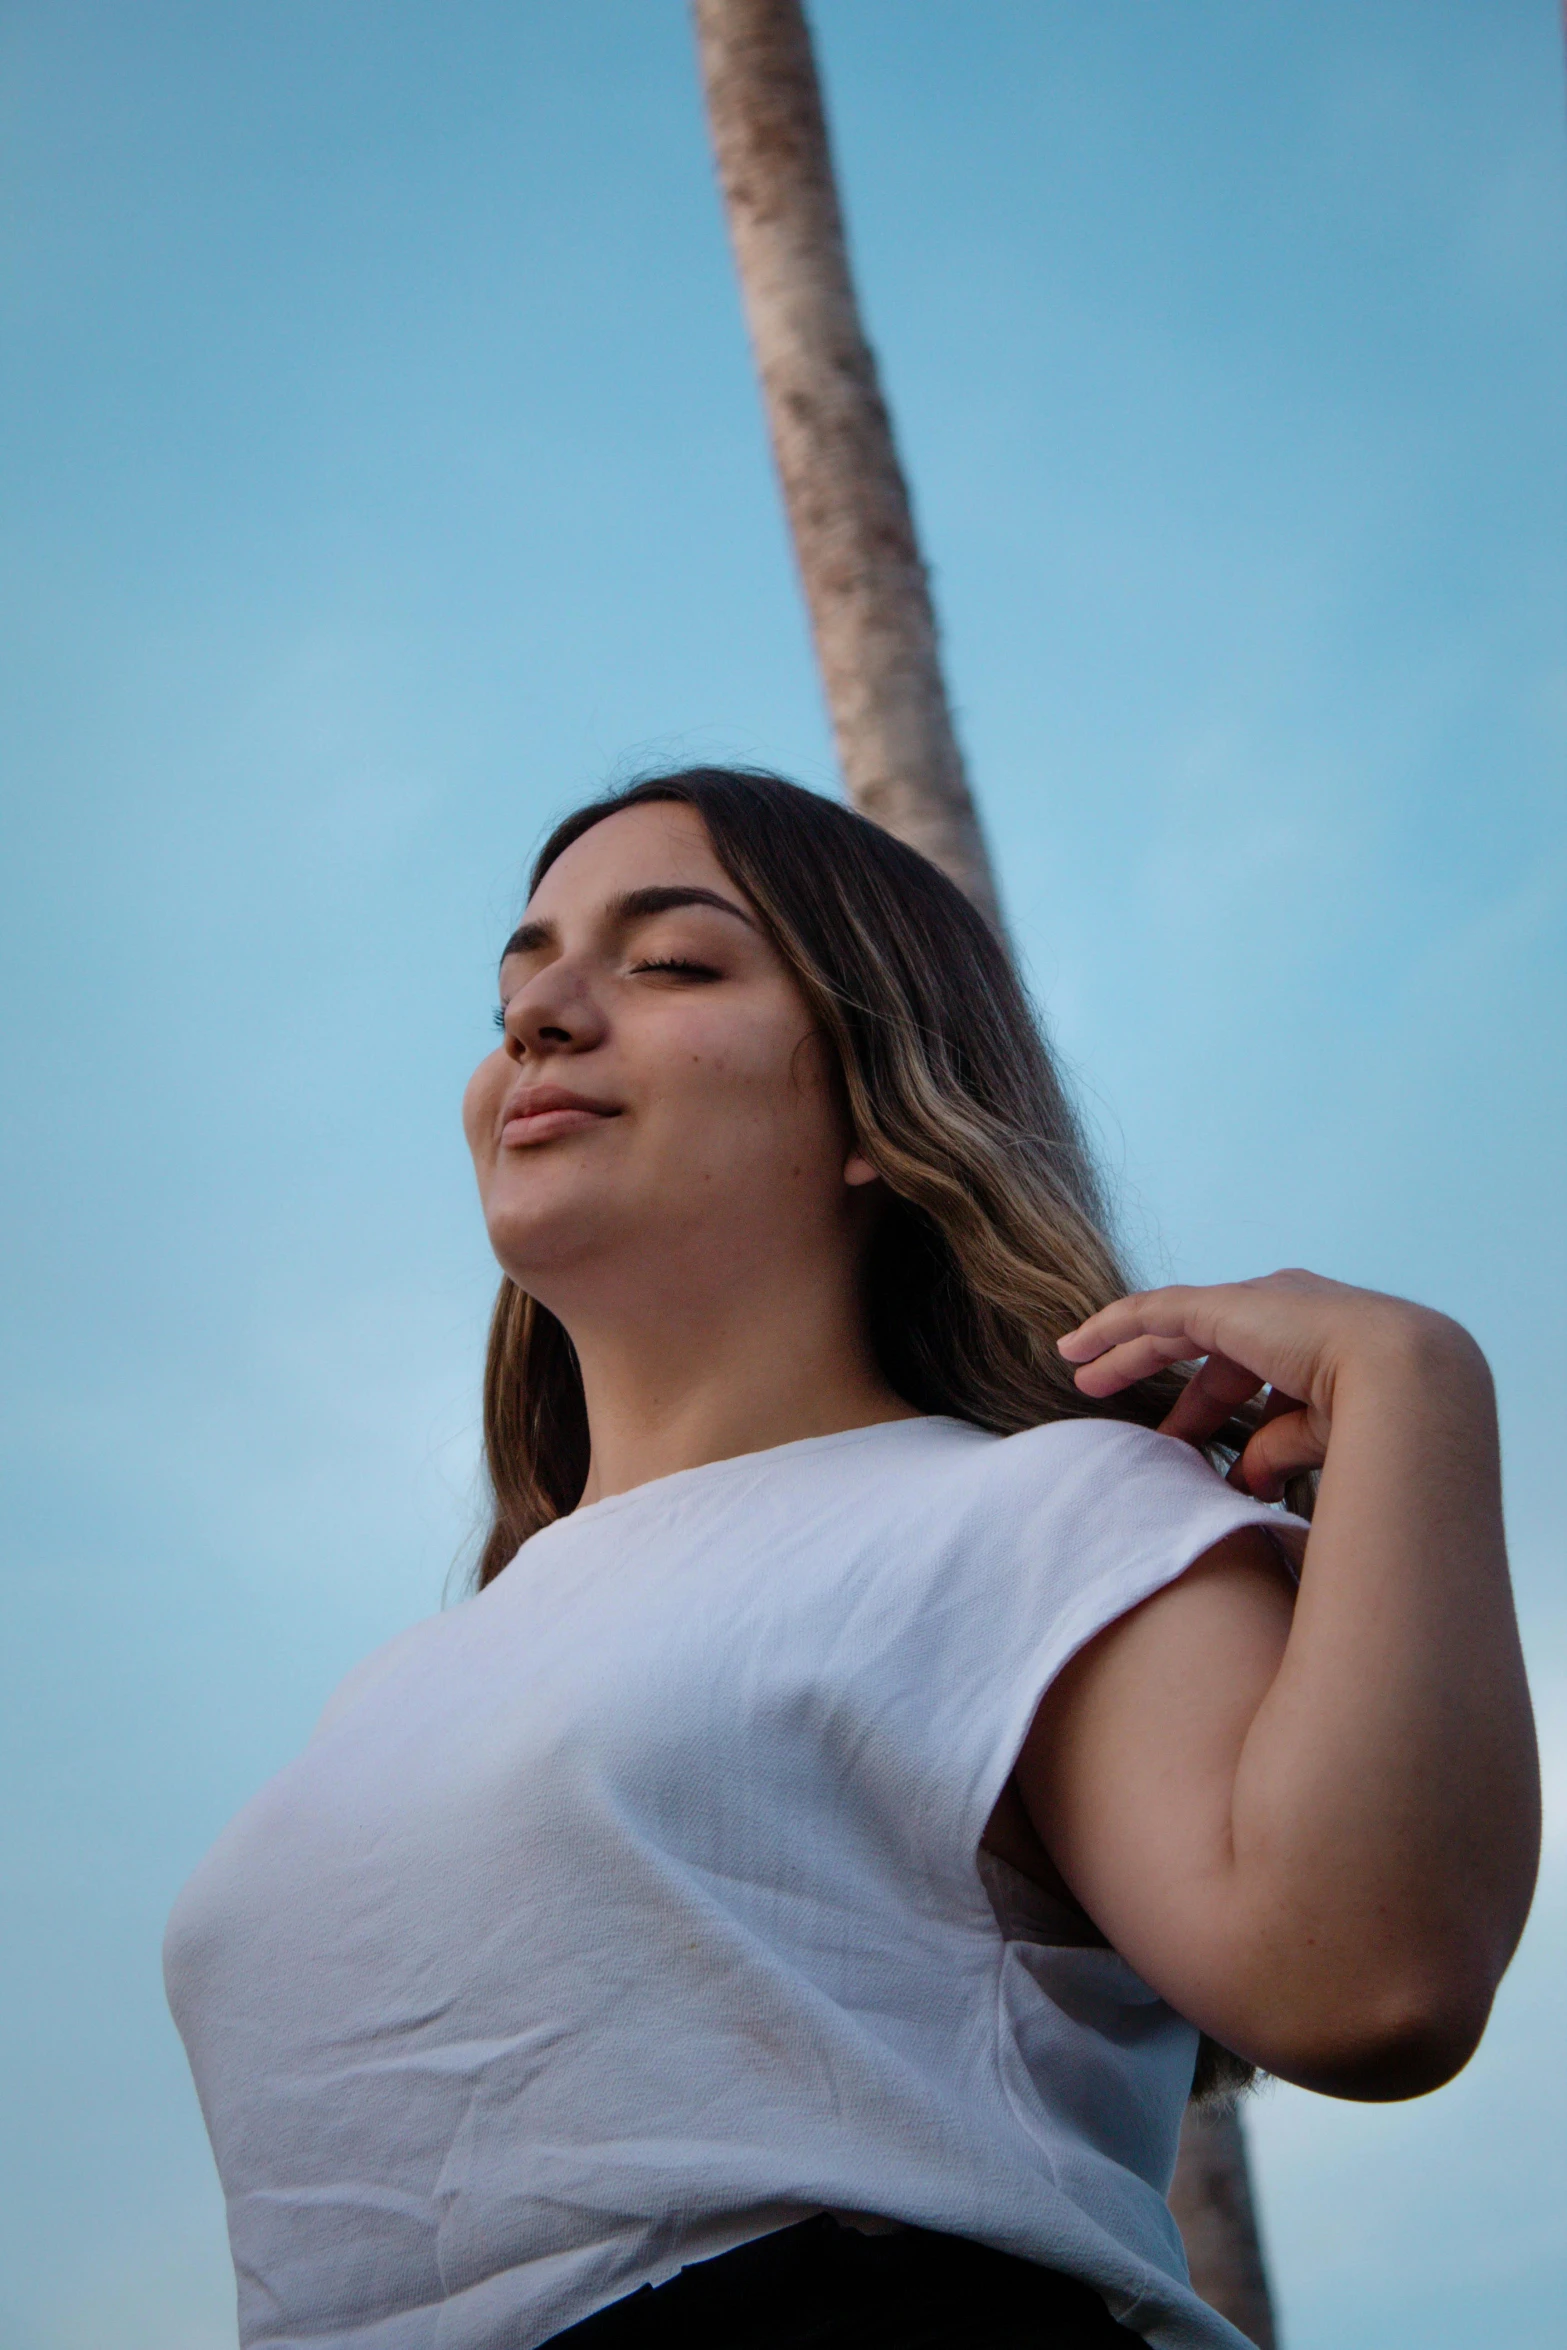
[1067,1331,1202,1398]
[1059,1288,1214,1362]
[1060,1282,1311,1410]
[1158,1352,1266,1446]
[1230,1408,1326,1503]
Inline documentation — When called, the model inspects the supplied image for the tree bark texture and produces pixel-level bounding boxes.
[691,0,1002,933]
[1168,2104,1279,2348]
[692,5,1279,2342]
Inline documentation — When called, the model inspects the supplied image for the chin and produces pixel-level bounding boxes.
[482,1183,623,1293]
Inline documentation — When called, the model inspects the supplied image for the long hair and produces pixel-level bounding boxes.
[476,766,1262,2102]
[477,765,1213,1585]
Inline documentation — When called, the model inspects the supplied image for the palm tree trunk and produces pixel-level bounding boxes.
[691,0,1001,934]
[1169,2104,1279,2349]
[692,4,1280,2341]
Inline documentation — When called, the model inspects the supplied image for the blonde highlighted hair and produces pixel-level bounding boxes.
[477,766,1206,1587]
[477,767,1265,2104]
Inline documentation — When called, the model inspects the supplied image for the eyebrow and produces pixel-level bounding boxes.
[499,884,757,968]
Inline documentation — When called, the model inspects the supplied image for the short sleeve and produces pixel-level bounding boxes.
[937,1418,1309,1860]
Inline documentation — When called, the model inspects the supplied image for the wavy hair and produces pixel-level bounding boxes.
[475,765,1225,1581]
[476,767,1266,2102]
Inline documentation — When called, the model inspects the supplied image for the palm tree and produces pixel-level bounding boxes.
[690,0,1000,935]
[690,4,1279,2344]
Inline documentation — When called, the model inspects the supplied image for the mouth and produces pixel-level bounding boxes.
[498,1085,621,1149]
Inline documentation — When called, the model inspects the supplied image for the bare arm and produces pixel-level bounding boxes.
[1011,1271,1540,2101]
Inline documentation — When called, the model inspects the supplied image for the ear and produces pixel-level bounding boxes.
[843,1148,880,1189]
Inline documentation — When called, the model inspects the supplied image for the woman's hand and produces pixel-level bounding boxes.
[1013,1267,1540,2100]
[1058,1268,1474,1501]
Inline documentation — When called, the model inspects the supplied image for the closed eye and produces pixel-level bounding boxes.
[493,1007,507,1030]
[631,957,722,981]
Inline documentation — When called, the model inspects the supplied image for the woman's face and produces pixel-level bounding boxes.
[463,802,875,1316]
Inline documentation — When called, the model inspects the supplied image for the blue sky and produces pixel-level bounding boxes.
[2,4,1563,2344]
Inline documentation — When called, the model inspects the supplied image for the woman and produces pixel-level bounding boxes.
[166,769,1539,2350]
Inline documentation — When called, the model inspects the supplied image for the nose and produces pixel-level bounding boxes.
[501,956,608,1063]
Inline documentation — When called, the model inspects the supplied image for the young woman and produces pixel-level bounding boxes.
[166,769,1539,2350]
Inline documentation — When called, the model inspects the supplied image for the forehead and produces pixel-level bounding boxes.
[528,802,728,915]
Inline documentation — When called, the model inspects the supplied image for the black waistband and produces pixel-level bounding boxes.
[543,2213,1145,2347]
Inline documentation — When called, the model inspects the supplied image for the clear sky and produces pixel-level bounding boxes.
[2,4,1563,2345]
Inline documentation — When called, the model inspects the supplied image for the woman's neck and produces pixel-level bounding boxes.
[564,1275,919,1509]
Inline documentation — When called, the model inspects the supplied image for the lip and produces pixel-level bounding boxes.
[498,1084,620,1148]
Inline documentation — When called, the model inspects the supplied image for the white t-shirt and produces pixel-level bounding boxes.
[165,1415,1305,2350]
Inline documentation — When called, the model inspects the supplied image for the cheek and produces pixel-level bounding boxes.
[462,1052,507,1163]
[648,1011,839,1160]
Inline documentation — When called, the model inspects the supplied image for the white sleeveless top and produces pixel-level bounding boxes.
[165,1415,1304,2350]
